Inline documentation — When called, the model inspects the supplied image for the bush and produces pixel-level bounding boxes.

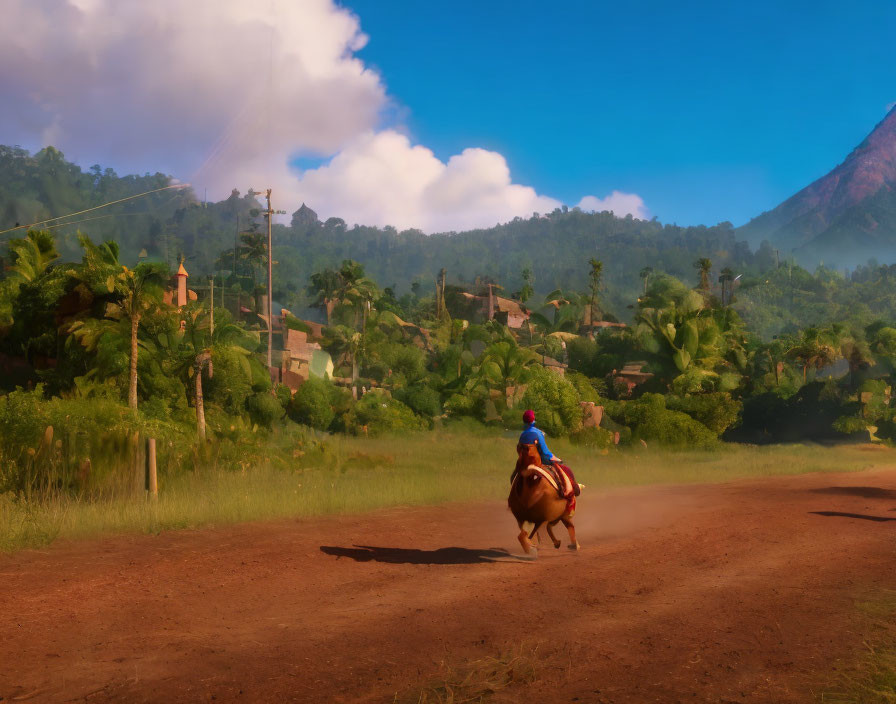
[565,371,604,403]
[569,426,615,450]
[394,383,442,418]
[247,391,284,429]
[274,383,292,410]
[666,392,742,435]
[520,370,582,437]
[444,389,487,420]
[288,377,337,431]
[833,415,868,435]
[604,393,718,449]
[0,387,194,495]
[205,347,253,414]
[347,392,426,436]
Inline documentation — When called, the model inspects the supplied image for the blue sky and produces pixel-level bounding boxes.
[342,0,895,227]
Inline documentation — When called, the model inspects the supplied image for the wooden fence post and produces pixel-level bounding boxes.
[146,437,158,498]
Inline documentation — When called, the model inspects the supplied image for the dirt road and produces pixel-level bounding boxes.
[2,467,896,703]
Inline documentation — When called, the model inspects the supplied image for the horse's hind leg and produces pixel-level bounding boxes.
[561,515,580,550]
[546,520,562,549]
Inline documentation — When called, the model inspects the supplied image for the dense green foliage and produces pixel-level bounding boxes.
[8,146,896,506]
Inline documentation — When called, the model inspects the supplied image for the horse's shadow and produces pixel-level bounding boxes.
[319,545,520,565]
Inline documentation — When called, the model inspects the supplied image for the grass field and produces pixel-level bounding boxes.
[0,429,892,553]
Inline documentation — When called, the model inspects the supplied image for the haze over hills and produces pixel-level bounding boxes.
[7,106,896,325]
[739,106,896,265]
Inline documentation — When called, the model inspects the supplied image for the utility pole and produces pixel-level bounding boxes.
[256,189,285,371]
[263,189,273,370]
[209,275,215,336]
[234,214,240,317]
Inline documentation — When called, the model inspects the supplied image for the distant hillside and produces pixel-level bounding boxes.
[739,106,896,265]
[0,144,773,320]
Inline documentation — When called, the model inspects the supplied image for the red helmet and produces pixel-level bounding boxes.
[522,409,535,424]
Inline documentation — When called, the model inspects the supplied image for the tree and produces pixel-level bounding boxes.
[115,264,167,409]
[786,327,839,383]
[322,324,363,382]
[639,266,653,295]
[694,257,712,296]
[518,267,534,305]
[238,229,267,299]
[718,267,734,306]
[69,235,166,409]
[172,305,256,441]
[6,230,58,283]
[308,268,341,324]
[587,258,603,325]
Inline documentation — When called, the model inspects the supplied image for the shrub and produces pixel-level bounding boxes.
[347,392,426,436]
[274,383,292,410]
[444,390,487,420]
[288,377,337,431]
[205,347,253,414]
[520,370,582,437]
[569,426,615,450]
[666,392,742,435]
[833,415,868,435]
[394,384,442,418]
[247,391,284,429]
[604,393,718,449]
[565,371,605,403]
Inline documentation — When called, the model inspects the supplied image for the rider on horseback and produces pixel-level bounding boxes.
[517,409,582,497]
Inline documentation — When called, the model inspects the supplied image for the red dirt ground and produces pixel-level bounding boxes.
[2,467,896,703]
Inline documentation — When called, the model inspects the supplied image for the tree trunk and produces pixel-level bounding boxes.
[128,314,140,410]
[351,354,359,383]
[195,355,208,443]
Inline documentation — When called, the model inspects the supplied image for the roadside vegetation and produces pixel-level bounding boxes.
[5,174,896,553]
[0,431,883,553]
[821,591,896,703]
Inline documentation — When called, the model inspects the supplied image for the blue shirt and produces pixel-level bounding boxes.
[519,422,556,465]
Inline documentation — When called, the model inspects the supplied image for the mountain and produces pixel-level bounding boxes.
[739,106,896,265]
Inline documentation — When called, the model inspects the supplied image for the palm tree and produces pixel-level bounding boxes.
[308,268,341,324]
[518,267,534,305]
[239,230,267,306]
[322,324,363,382]
[694,258,712,296]
[639,266,653,295]
[468,340,538,394]
[6,230,59,282]
[115,264,168,409]
[718,267,735,306]
[173,305,257,442]
[786,328,839,383]
[70,235,166,409]
[587,258,603,325]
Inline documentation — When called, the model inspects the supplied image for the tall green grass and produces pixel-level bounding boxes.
[0,430,890,553]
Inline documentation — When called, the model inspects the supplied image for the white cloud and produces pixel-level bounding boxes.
[294,131,560,231]
[0,0,384,194]
[577,192,648,219]
[0,0,647,233]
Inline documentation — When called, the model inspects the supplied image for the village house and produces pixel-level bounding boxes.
[459,286,531,329]
[276,309,334,392]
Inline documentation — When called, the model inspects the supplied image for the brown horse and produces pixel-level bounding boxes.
[507,443,579,556]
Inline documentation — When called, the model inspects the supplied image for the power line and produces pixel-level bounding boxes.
[0,183,192,237]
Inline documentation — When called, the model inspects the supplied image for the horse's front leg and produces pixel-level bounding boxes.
[517,520,535,555]
[561,515,580,550]
[546,520,562,549]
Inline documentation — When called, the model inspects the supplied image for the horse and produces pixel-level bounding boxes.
[507,443,579,556]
